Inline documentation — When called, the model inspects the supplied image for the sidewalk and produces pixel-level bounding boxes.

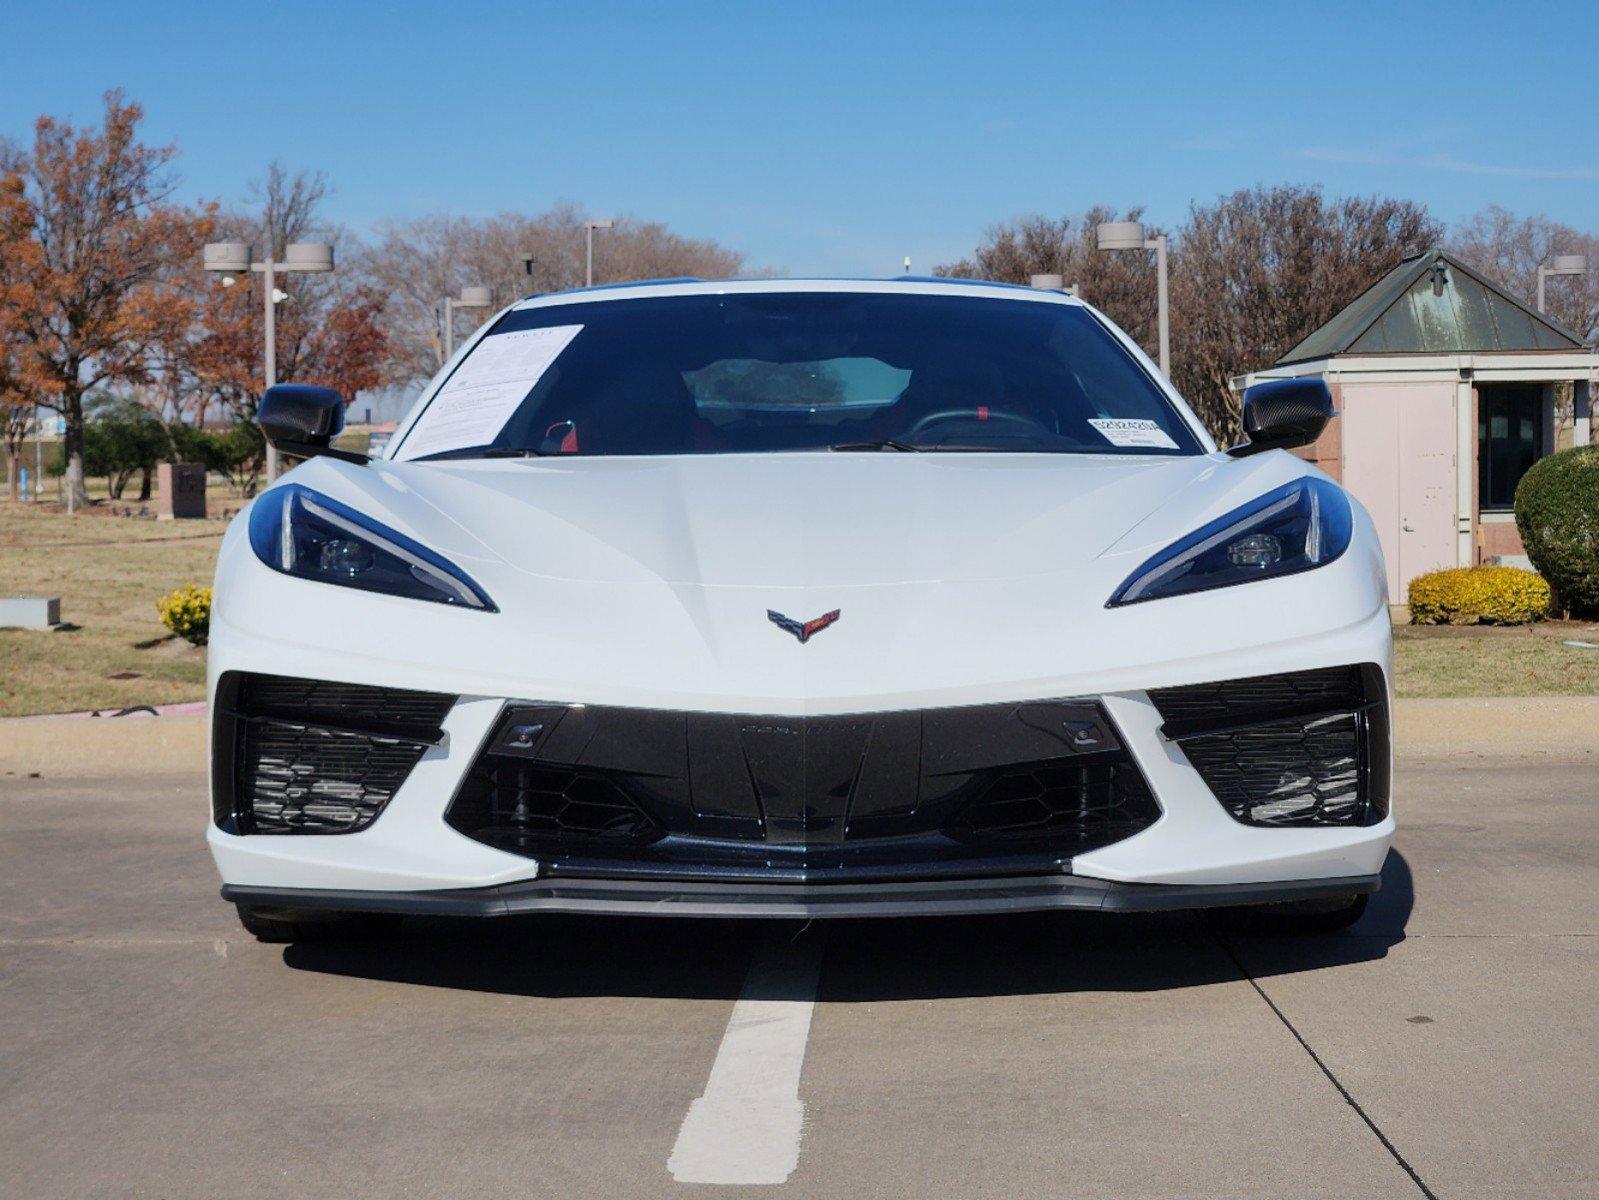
[2,710,208,776]
[1393,696,1599,760]
[3,697,1596,777]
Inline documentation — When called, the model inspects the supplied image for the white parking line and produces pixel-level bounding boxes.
[668,929,825,1186]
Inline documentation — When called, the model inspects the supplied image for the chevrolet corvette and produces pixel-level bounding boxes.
[207,278,1392,940]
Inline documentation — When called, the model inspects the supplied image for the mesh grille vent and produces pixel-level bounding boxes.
[1149,666,1387,828]
[215,673,456,834]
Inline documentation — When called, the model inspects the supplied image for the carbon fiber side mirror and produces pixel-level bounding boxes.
[258,384,367,465]
[1229,378,1335,457]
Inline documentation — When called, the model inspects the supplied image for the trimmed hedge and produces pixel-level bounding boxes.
[1409,566,1549,625]
[1515,444,1599,616]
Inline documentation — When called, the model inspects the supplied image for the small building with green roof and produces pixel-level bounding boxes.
[1238,249,1596,601]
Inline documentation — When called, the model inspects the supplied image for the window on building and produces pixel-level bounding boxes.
[1478,385,1542,510]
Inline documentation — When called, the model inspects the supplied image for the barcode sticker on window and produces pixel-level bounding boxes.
[1088,418,1179,450]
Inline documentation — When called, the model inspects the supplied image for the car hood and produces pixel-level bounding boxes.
[351,452,1231,588]
[241,450,1380,713]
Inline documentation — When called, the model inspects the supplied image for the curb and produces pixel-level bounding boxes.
[6,700,209,723]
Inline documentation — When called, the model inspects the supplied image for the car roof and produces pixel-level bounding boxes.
[511,276,1084,311]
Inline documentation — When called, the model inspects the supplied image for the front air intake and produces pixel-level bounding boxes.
[443,698,1162,866]
[957,759,1158,843]
[1149,665,1389,827]
[448,760,661,856]
[212,672,456,834]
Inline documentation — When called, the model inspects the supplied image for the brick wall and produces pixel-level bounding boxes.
[1289,381,1343,481]
[1479,520,1526,561]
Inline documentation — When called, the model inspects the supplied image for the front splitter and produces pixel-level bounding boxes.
[223,870,1380,921]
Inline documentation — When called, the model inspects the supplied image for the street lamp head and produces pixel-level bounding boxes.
[1029,273,1065,291]
[283,242,334,273]
[1548,254,1589,275]
[1096,221,1147,251]
[585,218,615,232]
[203,241,252,273]
[459,285,492,308]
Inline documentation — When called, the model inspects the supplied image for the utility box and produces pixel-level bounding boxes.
[158,463,207,520]
[0,597,61,628]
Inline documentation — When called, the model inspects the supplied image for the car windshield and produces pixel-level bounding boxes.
[392,291,1204,461]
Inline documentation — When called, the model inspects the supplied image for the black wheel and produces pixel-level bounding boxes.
[234,902,399,944]
[1221,892,1369,935]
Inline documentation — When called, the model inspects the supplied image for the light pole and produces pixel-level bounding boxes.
[442,285,493,361]
[584,218,613,288]
[203,240,336,481]
[1537,253,1588,314]
[1096,220,1170,377]
[1029,273,1080,297]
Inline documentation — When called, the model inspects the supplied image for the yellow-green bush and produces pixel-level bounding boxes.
[157,584,212,645]
[1408,566,1549,626]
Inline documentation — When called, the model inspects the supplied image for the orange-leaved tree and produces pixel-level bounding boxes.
[0,91,209,509]
[0,170,41,500]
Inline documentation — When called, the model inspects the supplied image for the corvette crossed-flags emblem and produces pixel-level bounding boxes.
[766,609,841,644]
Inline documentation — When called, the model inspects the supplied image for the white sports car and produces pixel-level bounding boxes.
[208,277,1393,941]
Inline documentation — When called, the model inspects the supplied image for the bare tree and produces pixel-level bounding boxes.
[249,161,329,256]
[938,190,1441,440]
[1450,205,1599,344]
[936,207,1162,356]
[1171,186,1441,439]
[354,212,498,384]
[600,215,746,289]
[357,204,749,384]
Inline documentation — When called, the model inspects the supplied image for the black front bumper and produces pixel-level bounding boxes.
[223,871,1380,921]
[441,696,1162,872]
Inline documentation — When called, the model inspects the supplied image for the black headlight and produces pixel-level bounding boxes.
[247,484,497,611]
[1108,476,1352,606]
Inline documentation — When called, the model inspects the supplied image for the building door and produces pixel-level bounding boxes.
[1338,382,1458,602]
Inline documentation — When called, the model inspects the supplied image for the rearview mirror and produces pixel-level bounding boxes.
[258,384,366,464]
[1229,378,1334,457]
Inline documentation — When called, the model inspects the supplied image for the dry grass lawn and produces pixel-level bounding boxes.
[1393,621,1599,698]
[1,501,222,717]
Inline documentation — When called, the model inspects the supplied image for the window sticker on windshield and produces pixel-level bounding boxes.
[1087,417,1179,450]
[397,324,584,460]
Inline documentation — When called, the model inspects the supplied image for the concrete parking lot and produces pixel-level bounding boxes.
[2,713,1596,1199]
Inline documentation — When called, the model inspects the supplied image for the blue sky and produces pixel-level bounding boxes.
[4,0,1596,276]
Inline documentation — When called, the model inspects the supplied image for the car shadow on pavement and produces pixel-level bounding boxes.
[282,850,1414,1003]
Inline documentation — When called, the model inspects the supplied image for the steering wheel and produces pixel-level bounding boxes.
[906,408,1051,438]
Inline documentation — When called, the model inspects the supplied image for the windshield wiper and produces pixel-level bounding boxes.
[413,446,556,462]
[829,440,927,452]
[829,440,1041,453]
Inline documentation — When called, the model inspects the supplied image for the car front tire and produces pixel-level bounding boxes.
[234,902,399,944]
